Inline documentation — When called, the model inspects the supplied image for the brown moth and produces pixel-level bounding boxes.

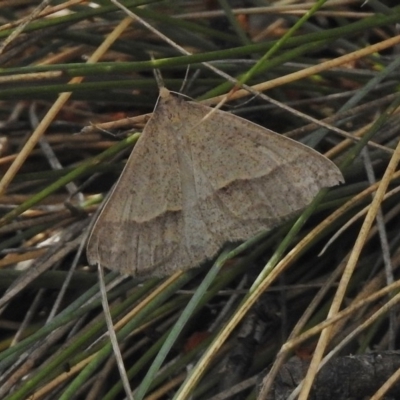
[87,88,344,278]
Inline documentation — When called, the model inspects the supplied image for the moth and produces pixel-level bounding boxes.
[87,88,343,278]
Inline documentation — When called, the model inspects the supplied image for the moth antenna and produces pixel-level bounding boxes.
[149,52,165,91]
